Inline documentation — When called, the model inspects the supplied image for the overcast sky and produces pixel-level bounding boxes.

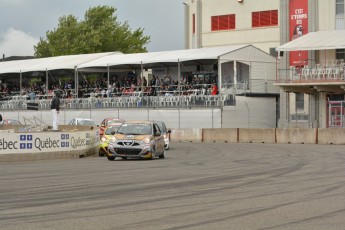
[0,0,185,57]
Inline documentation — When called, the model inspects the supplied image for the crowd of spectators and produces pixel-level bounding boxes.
[0,72,219,101]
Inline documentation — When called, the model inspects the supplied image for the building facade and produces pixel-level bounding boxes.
[184,0,345,128]
[184,0,280,54]
[184,0,281,127]
[278,0,345,128]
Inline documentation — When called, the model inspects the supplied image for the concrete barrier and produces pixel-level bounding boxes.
[202,128,238,143]
[0,146,98,162]
[276,128,317,144]
[171,128,331,145]
[318,128,345,145]
[239,128,276,143]
[170,128,202,142]
[2,126,345,162]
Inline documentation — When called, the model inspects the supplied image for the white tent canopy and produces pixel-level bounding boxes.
[77,51,168,69]
[0,58,52,74]
[0,45,277,96]
[276,30,345,52]
[23,52,120,72]
[0,45,275,74]
[0,52,120,74]
[77,45,270,70]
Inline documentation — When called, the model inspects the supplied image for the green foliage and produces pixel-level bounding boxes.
[59,76,72,85]
[86,74,100,86]
[34,5,150,57]
[29,78,41,87]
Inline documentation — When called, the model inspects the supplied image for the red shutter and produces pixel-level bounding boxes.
[260,11,270,26]
[193,14,195,34]
[211,14,235,31]
[252,12,259,27]
[229,14,235,29]
[219,15,228,30]
[211,16,219,31]
[271,10,278,25]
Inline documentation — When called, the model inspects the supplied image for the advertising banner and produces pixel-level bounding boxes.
[289,0,308,67]
[0,131,99,154]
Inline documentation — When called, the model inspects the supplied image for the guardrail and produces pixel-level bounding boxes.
[0,94,235,110]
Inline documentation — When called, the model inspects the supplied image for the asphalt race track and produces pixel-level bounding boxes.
[1,142,345,230]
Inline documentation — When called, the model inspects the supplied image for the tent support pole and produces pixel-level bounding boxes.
[76,68,79,98]
[46,69,48,96]
[141,61,143,88]
[217,57,221,92]
[178,59,181,95]
[107,66,110,88]
[234,61,237,90]
[20,71,22,95]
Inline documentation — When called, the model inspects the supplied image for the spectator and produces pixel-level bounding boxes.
[155,76,161,87]
[28,91,36,100]
[106,84,113,98]
[211,83,218,95]
[143,77,147,87]
[50,91,60,131]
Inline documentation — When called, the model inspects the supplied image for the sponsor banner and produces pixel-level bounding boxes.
[27,102,39,111]
[0,130,99,154]
[289,0,308,67]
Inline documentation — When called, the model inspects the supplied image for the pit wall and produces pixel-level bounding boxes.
[0,125,99,162]
[171,128,345,145]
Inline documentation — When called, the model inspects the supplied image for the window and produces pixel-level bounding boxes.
[336,0,344,15]
[252,10,278,28]
[211,14,235,31]
[296,93,304,111]
[336,49,345,60]
[336,0,345,29]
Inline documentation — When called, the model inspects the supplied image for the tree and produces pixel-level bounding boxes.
[34,5,150,57]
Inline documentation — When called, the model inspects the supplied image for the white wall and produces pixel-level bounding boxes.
[1,108,222,129]
[222,96,277,128]
[319,0,336,30]
[1,101,278,129]
[185,0,280,53]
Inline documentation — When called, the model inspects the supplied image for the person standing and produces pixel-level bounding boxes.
[211,83,218,95]
[106,84,113,98]
[51,91,60,131]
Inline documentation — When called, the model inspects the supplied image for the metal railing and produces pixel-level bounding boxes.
[0,94,236,110]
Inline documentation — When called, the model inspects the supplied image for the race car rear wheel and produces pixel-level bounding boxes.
[159,148,165,159]
[150,149,156,160]
[107,155,115,161]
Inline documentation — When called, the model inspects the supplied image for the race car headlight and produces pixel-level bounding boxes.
[110,136,117,142]
[141,137,150,144]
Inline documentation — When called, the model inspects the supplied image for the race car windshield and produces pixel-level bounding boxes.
[77,120,95,126]
[117,124,152,135]
[105,126,120,135]
[156,123,166,133]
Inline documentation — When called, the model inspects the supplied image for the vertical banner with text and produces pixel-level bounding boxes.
[289,0,308,67]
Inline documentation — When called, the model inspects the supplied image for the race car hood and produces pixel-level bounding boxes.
[114,133,152,141]
[103,134,113,140]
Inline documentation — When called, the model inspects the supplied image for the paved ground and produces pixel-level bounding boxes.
[0,142,345,230]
